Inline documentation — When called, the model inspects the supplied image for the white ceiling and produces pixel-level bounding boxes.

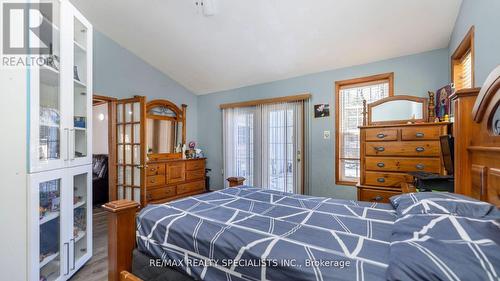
[70,0,462,95]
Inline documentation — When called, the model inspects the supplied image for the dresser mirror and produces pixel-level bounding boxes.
[146,100,186,158]
[366,95,428,125]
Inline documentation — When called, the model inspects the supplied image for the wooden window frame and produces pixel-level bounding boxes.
[334,73,394,186]
[451,26,475,90]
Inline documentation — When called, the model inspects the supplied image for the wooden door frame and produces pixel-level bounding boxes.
[93,94,118,202]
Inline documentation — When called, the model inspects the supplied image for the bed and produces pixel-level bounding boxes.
[135,187,396,281]
[104,65,500,281]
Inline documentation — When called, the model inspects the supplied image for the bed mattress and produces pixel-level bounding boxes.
[136,187,397,281]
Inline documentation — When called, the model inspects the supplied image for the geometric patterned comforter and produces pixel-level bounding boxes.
[136,187,397,281]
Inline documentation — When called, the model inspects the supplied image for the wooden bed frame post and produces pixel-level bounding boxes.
[103,200,140,281]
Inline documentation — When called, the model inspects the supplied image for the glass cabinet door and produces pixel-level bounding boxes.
[30,170,66,281]
[39,179,62,281]
[71,169,91,271]
[30,0,64,172]
[70,8,92,165]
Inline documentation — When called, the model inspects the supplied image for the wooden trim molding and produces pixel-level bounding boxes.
[334,73,394,186]
[93,94,118,202]
[451,26,475,89]
[219,93,311,109]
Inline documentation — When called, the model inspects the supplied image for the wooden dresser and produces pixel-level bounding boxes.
[357,122,450,202]
[145,158,206,204]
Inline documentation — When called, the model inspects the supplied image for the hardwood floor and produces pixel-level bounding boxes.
[70,207,108,281]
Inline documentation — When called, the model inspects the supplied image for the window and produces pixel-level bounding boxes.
[335,73,394,185]
[452,26,474,90]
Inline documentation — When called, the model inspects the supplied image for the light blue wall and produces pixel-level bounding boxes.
[197,49,449,199]
[449,0,500,87]
[93,30,198,140]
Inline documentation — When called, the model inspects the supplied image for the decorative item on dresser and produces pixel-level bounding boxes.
[452,65,500,205]
[357,95,451,202]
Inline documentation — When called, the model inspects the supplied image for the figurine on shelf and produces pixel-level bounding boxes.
[39,207,48,219]
[50,197,60,212]
[175,144,182,153]
[186,141,196,159]
[428,91,436,122]
[195,148,204,158]
[73,195,83,205]
[74,66,80,81]
[182,144,187,159]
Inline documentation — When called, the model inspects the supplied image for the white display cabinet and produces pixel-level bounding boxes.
[26,1,94,280]
[29,165,92,281]
[29,0,93,172]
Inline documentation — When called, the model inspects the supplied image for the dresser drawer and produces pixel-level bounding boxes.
[186,169,205,181]
[366,141,440,156]
[146,175,165,187]
[166,162,186,184]
[177,180,205,195]
[365,128,398,141]
[364,171,413,187]
[358,187,401,203]
[186,160,205,171]
[146,164,165,176]
[147,186,176,202]
[401,126,442,141]
[365,157,441,173]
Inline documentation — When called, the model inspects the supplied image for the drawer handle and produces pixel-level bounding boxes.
[415,132,425,138]
[372,195,384,202]
[416,164,425,170]
[377,162,385,168]
[377,178,386,183]
[415,147,425,152]
[377,133,386,139]
[375,146,385,152]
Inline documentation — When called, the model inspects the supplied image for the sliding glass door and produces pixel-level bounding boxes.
[223,101,304,193]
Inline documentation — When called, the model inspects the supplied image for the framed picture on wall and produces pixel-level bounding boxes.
[314,104,330,118]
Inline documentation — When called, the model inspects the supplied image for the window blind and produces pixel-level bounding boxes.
[455,50,472,90]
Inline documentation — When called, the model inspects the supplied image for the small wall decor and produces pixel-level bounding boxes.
[435,84,454,121]
[314,104,330,118]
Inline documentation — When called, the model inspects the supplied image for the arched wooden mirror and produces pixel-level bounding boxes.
[146,100,187,159]
[365,95,429,125]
